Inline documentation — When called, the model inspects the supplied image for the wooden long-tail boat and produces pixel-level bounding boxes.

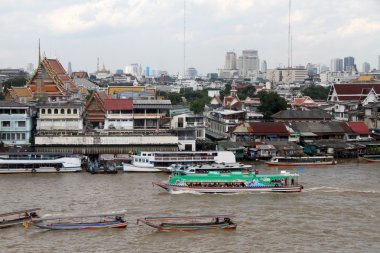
[29,212,127,230]
[359,155,380,163]
[137,214,237,231]
[0,208,40,228]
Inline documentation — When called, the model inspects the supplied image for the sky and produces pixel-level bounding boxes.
[0,0,380,75]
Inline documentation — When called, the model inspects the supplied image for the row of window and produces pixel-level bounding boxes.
[0,109,27,114]
[1,121,26,128]
[40,108,78,115]
[1,132,27,141]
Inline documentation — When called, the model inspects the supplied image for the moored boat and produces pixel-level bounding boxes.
[137,214,237,231]
[29,212,127,230]
[123,151,236,172]
[359,155,380,163]
[154,170,303,193]
[0,152,82,173]
[265,156,336,166]
[0,208,40,228]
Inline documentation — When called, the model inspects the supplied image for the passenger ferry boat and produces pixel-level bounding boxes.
[0,152,82,173]
[154,170,303,193]
[265,156,336,166]
[167,163,253,174]
[122,151,236,172]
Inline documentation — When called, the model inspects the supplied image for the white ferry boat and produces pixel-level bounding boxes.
[265,156,336,166]
[0,152,82,173]
[167,163,253,174]
[122,151,236,172]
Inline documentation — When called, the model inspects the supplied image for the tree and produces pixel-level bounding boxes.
[219,83,231,101]
[190,96,211,114]
[237,84,256,100]
[258,91,288,119]
[302,85,330,101]
[2,77,27,90]
[167,92,182,105]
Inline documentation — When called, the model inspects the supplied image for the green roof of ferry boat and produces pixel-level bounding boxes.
[169,171,299,184]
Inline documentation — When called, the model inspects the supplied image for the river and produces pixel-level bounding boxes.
[1,161,379,253]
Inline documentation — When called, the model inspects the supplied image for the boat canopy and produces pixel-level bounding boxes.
[34,212,125,222]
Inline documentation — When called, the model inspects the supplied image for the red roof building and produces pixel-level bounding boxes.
[346,122,370,136]
[230,122,289,142]
[328,83,380,105]
[104,99,133,111]
[27,57,78,100]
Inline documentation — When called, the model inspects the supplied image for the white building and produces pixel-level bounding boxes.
[225,52,237,69]
[330,58,343,72]
[261,60,267,73]
[37,103,84,133]
[362,62,370,73]
[266,68,308,84]
[237,50,260,77]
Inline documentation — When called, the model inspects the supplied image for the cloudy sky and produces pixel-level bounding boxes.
[0,0,379,75]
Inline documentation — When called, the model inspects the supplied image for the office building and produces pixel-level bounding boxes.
[330,58,343,72]
[225,52,237,69]
[344,56,355,71]
[362,62,370,73]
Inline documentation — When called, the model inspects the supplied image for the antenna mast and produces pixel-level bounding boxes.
[183,0,186,79]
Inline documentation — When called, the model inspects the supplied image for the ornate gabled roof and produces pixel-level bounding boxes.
[5,87,33,100]
[27,57,78,97]
[329,83,380,102]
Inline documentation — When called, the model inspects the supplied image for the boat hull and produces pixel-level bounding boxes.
[33,221,127,230]
[0,217,31,229]
[122,163,162,172]
[359,156,380,163]
[154,183,302,193]
[266,161,335,166]
[0,167,82,174]
[140,220,236,231]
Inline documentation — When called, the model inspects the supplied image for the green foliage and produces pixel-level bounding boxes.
[2,77,27,89]
[219,83,231,101]
[237,84,256,100]
[258,91,288,119]
[167,92,182,105]
[301,85,330,101]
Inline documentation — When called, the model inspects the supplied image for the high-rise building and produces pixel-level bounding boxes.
[344,56,355,71]
[362,62,370,73]
[145,66,150,77]
[330,58,343,72]
[237,50,260,77]
[225,52,237,69]
[186,67,198,79]
[261,60,267,73]
[67,62,72,76]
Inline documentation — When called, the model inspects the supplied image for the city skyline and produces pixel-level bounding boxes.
[0,0,379,75]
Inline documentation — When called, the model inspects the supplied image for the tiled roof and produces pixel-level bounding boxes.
[0,101,29,108]
[272,109,332,120]
[289,122,347,134]
[333,83,380,101]
[347,122,370,135]
[9,87,32,98]
[231,122,289,136]
[104,99,133,110]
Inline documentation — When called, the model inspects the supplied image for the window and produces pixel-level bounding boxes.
[18,121,26,127]
[54,109,58,114]
[2,121,10,127]
[41,109,46,114]
[47,109,52,114]
[73,109,78,114]
[61,109,65,114]
[67,109,71,114]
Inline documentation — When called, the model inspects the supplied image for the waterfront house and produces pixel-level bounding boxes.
[36,102,84,135]
[0,101,32,146]
[288,121,347,142]
[229,122,289,142]
[171,113,205,151]
[205,109,246,140]
[104,99,134,130]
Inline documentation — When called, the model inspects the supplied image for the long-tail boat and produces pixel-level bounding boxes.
[29,212,127,230]
[137,214,237,231]
[359,155,380,163]
[154,170,303,193]
[0,208,40,228]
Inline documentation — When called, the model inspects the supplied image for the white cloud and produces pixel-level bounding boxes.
[336,18,380,36]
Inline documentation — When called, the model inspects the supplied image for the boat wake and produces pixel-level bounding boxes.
[304,186,380,194]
